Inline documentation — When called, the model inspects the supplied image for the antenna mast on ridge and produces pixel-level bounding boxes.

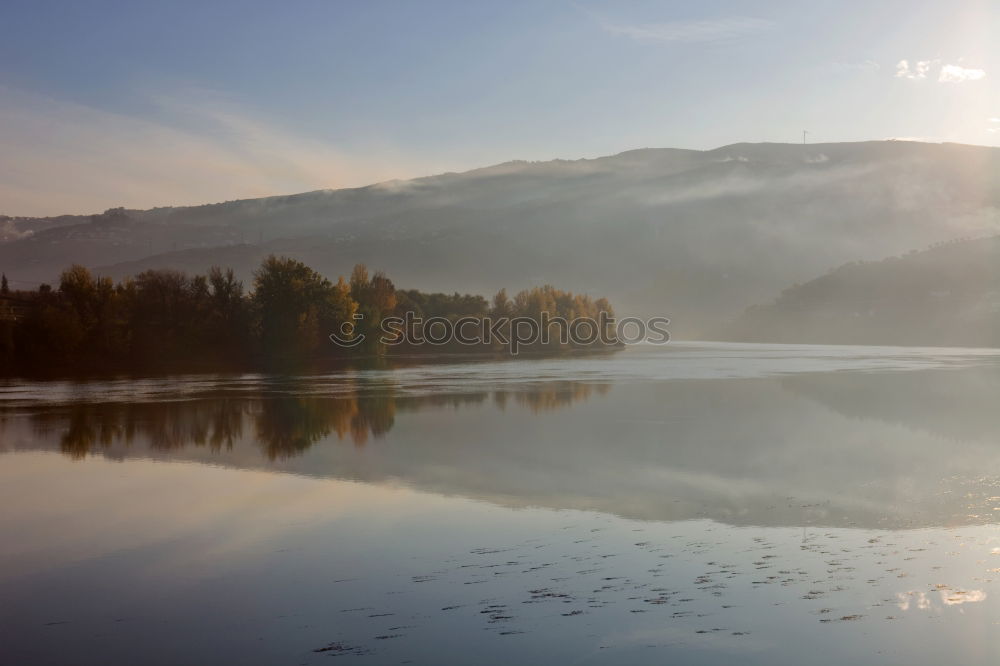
[803,130,809,144]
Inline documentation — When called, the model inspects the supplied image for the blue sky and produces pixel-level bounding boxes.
[1,0,996,215]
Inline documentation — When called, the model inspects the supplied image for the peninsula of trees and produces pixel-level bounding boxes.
[0,256,618,375]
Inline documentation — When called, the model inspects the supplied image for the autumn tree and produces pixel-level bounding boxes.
[489,289,512,318]
[350,263,397,351]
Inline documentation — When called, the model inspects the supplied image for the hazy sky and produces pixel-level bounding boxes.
[1,0,996,216]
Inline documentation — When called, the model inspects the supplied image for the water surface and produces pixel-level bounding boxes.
[2,343,1000,665]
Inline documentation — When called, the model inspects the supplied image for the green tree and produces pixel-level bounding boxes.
[127,269,194,361]
[253,255,357,360]
[51,265,98,358]
[206,267,249,352]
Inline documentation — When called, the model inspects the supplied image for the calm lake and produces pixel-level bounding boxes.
[3,342,1000,665]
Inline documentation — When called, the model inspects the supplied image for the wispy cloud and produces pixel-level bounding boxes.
[601,16,774,44]
[895,59,937,80]
[895,59,986,83]
[0,87,435,216]
[938,64,986,83]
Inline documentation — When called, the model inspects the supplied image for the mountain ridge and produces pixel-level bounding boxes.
[2,140,998,337]
[8,139,991,220]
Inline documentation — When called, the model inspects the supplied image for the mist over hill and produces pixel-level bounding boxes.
[721,235,1000,347]
[2,140,997,337]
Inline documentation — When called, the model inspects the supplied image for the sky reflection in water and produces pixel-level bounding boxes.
[2,343,1000,665]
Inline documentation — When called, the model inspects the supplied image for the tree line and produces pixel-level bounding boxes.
[0,256,617,374]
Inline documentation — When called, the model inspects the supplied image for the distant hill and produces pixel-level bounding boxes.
[0,214,82,242]
[721,235,1000,347]
[1,140,997,336]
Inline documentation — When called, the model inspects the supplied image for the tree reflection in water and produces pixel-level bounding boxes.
[20,380,608,461]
